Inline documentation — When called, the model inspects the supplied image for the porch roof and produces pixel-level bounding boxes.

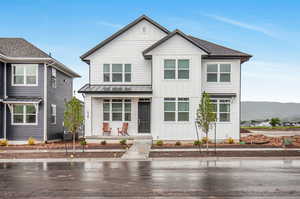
[207,93,237,98]
[2,97,43,104]
[78,84,153,94]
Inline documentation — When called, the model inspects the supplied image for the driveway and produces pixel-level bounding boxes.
[1,160,300,198]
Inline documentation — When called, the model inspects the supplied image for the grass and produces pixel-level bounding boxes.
[241,126,300,130]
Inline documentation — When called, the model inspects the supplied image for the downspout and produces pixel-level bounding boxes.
[3,62,7,140]
[43,63,48,142]
[239,61,242,141]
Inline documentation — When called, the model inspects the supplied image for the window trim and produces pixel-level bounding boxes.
[103,99,132,122]
[164,98,190,122]
[206,63,231,83]
[11,104,38,125]
[103,64,132,83]
[12,64,38,86]
[50,104,56,124]
[163,59,190,80]
[211,98,231,123]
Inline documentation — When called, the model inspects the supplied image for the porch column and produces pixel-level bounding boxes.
[84,95,93,136]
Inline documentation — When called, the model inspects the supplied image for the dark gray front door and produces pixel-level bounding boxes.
[138,102,151,133]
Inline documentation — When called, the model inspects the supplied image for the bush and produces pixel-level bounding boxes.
[227,137,235,144]
[201,137,210,144]
[101,140,107,145]
[28,137,36,145]
[156,140,163,146]
[175,141,181,146]
[0,140,8,146]
[120,139,127,145]
[80,139,87,146]
[194,140,202,146]
[239,141,246,145]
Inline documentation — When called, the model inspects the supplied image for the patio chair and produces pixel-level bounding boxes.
[102,122,112,136]
[118,123,129,136]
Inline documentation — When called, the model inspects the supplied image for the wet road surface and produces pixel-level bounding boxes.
[1,160,300,198]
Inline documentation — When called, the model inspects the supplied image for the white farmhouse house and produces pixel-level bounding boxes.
[79,15,252,142]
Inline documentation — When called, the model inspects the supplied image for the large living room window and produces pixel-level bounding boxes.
[103,99,131,121]
[164,98,189,121]
[103,64,132,83]
[211,99,230,122]
[207,63,231,82]
[12,104,37,125]
[12,64,38,86]
[164,59,189,80]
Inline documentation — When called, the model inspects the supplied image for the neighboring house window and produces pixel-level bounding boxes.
[207,63,231,82]
[12,104,37,125]
[12,64,38,86]
[164,59,189,80]
[50,104,56,124]
[211,99,231,122]
[103,64,132,83]
[164,98,189,121]
[51,68,57,88]
[103,99,132,121]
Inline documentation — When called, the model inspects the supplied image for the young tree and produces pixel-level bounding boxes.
[269,117,281,127]
[196,92,217,152]
[64,97,84,154]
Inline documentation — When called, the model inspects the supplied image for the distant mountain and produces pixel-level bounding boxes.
[241,101,300,121]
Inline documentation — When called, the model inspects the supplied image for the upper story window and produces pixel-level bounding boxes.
[164,98,189,122]
[12,104,37,125]
[207,63,231,82]
[164,59,189,80]
[103,64,132,83]
[12,64,38,86]
[211,99,231,122]
[51,68,57,88]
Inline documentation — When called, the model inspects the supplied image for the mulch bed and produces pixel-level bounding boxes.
[0,152,124,159]
[149,150,300,158]
[152,144,282,149]
[0,142,130,150]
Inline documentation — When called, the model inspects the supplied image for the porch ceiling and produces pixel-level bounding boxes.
[78,84,152,94]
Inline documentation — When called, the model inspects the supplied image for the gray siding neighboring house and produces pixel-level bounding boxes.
[0,38,80,142]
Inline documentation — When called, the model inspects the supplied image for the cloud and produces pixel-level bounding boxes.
[97,21,123,29]
[203,14,276,38]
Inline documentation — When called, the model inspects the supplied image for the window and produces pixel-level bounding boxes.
[112,64,123,82]
[211,99,231,122]
[12,64,38,86]
[164,59,190,80]
[12,104,37,125]
[51,68,56,88]
[104,64,131,82]
[103,99,131,121]
[178,98,189,121]
[164,60,176,79]
[50,104,56,124]
[103,64,110,82]
[164,98,189,121]
[207,63,231,82]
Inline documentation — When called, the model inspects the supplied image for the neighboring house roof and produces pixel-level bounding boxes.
[80,15,170,61]
[78,84,152,94]
[0,38,81,77]
[81,15,252,63]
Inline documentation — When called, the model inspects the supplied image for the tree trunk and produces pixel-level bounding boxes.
[206,132,208,153]
[72,131,76,154]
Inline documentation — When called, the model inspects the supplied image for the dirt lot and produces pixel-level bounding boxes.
[0,152,124,159]
[149,150,300,158]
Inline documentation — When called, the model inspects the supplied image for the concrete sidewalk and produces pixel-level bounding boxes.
[151,148,300,152]
[0,149,126,153]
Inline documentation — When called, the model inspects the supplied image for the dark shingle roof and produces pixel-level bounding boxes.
[0,38,50,58]
[78,84,152,94]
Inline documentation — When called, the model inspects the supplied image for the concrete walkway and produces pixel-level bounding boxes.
[121,139,152,160]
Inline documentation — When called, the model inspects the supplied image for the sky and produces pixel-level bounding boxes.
[1,0,300,102]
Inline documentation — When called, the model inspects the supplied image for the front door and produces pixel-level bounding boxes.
[138,102,151,133]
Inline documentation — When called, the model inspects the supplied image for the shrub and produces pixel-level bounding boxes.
[80,139,87,146]
[194,140,202,146]
[239,141,246,145]
[227,137,235,144]
[0,140,8,146]
[120,139,127,145]
[28,137,36,145]
[101,140,107,145]
[201,137,210,144]
[175,141,181,146]
[156,140,163,146]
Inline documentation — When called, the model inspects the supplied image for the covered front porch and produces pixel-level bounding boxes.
[79,84,153,139]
